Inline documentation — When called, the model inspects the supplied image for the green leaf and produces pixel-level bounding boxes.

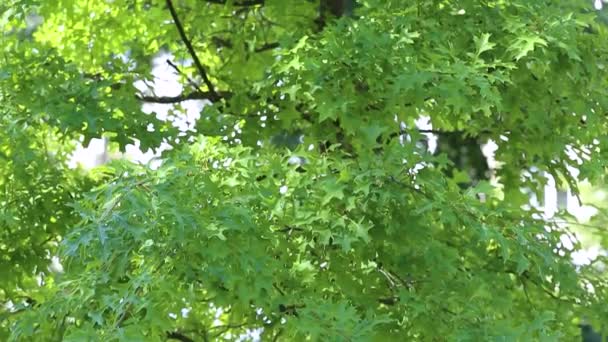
[474,33,496,57]
[509,35,548,61]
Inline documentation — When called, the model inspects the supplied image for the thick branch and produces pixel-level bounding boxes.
[166,0,218,97]
[136,90,230,103]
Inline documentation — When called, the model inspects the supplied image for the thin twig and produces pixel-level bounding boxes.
[520,277,535,309]
[272,328,283,342]
[273,283,286,296]
[378,268,397,288]
[275,226,304,233]
[212,37,279,53]
[553,220,606,231]
[166,59,203,93]
[166,0,218,98]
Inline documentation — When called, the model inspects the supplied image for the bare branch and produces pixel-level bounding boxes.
[166,0,218,97]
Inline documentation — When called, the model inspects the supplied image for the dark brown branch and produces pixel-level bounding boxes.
[166,0,218,97]
[136,90,230,103]
[167,331,195,342]
[254,42,280,52]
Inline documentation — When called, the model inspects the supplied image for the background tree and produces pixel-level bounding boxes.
[1,0,608,340]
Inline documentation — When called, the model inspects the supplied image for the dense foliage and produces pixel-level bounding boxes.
[2,0,608,340]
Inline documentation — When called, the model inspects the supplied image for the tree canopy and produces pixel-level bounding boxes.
[2,0,608,340]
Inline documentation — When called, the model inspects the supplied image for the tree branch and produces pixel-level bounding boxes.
[254,42,280,52]
[166,59,203,93]
[136,90,231,103]
[211,37,279,53]
[272,328,283,342]
[166,0,218,98]
[167,331,195,342]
